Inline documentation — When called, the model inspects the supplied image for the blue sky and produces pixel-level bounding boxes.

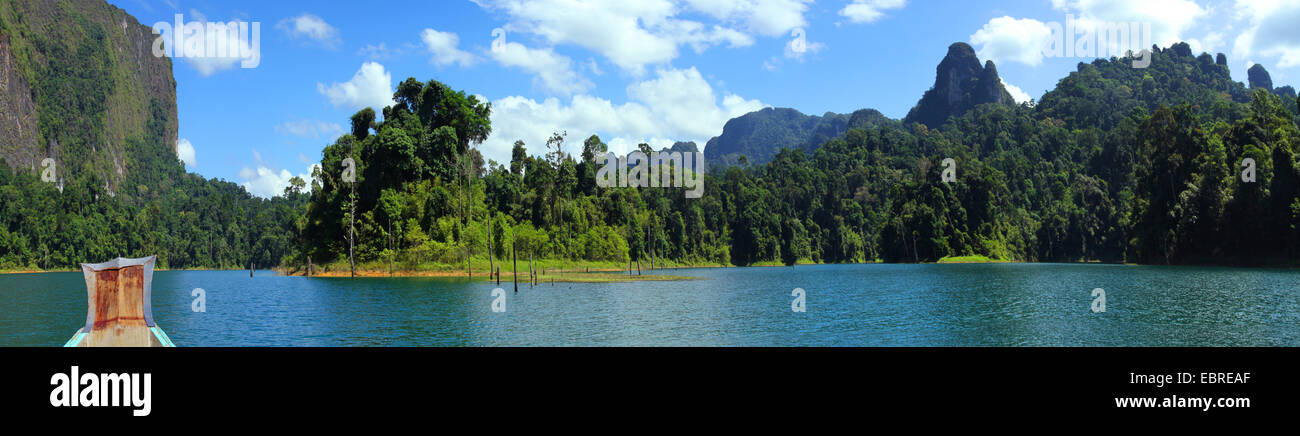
[112,0,1300,197]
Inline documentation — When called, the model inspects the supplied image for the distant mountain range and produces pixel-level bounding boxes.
[701,41,1296,167]
[702,107,897,166]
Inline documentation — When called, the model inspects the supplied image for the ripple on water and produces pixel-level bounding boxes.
[0,264,1297,346]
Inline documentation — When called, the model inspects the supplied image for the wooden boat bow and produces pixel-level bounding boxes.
[64,256,175,347]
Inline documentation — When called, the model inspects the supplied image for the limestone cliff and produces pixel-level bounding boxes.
[904,42,1014,129]
[0,0,177,191]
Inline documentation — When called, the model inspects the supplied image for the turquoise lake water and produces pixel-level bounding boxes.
[2,263,1297,346]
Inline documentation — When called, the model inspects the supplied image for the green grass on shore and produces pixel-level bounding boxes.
[937,255,1008,264]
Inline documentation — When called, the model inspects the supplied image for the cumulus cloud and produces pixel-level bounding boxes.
[1187,31,1226,55]
[1003,80,1033,104]
[472,0,804,74]
[240,166,297,198]
[317,62,396,113]
[277,13,340,47]
[970,16,1056,66]
[475,0,677,74]
[680,0,811,37]
[1231,0,1300,68]
[1051,0,1206,48]
[276,119,346,140]
[839,0,907,24]
[238,151,319,198]
[421,28,478,67]
[481,67,765,164]
[176,138,197,167]
[667,20,756,54]
[489,41,593,96]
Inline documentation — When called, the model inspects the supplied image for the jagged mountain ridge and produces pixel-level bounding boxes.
[701,41,1298,168]
[700,42,1010,167]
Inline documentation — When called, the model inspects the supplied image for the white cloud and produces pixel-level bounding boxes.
[1003,80,1033,104]
[238,151,319,198]
[421,28,478,67]
[475,0,676,74]
[680,0,811,37]
[670,21,756,53]
[1187,31,1226,55]
[176,138,197,167]
[1232,0,1300,68]
[481,67,765,164]
[317,62,396,112]
[489,41,593,96]
[1051,0,1206,48]
[173,11,260,76]
[472,0,799,74]
[240,166,296,198]
[970,16,1055,66]
[840,0,907,24]
[276,119,346,140]
[277,13,340,47]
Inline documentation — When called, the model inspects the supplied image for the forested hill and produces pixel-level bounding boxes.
[1037,42,1298,131]
[0,0,303,270]
[290,41,1299,274]
[4,15,1300,273]
[733,42,1300,265]
[703,108,852,167]
[700,41,1299,169]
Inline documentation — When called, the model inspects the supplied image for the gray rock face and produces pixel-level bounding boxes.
[1248,64,1273,91]
[904,42,1014,129]
[0,0,177,189]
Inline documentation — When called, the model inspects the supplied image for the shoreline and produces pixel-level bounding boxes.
[279,263,714,282]
[0,267,263,275]
[5,259,1294,277]
[292,270,700,283]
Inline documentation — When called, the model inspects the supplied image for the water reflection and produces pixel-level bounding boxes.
[0,264,1296,346]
